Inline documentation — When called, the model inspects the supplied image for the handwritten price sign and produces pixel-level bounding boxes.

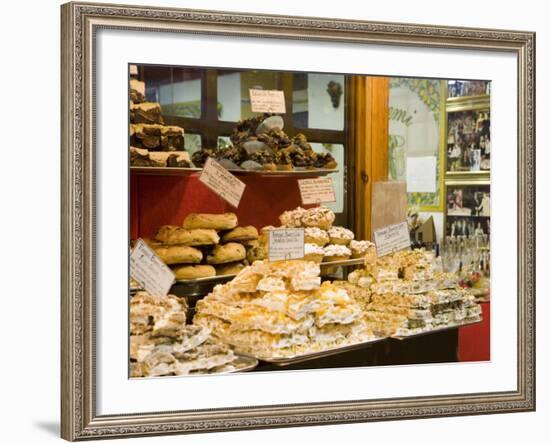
[199,158,246,208]
[130,239,175,297]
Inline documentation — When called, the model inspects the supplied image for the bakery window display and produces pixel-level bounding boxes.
[191,115,338,173]
[129,79,191,169]
[193,260,380,361]
[130,291,257,377]
[348,249,482,337]
[129,77,338,175]
[135,212,258,282]
[127,66,491,374]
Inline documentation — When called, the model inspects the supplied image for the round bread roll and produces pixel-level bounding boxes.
[183,213,238,230]
[206,242,246,264]
[349,240,376,259]
[222,225,259,243]
[327,226,354,245]
[322,244,351,262]
[172,264,216,280]
[301,207,335,230]
[304,227,330,247]
[151,244,202,265]
[303,243,325,263]
[215,262,246,276]
[155,225,219,246]
[246,243,267,263]
[242,239,260,249]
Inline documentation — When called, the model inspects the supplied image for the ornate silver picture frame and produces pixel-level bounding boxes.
[61,1,535,440]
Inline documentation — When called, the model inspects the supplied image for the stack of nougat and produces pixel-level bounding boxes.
[129,78,190,168]
[193,260,376,359]
[246,206,376,266]
[348,249,482,337]
[130,291,241,377]
[143,212,259,280]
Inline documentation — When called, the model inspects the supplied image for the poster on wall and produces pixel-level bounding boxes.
[388,78,444,210]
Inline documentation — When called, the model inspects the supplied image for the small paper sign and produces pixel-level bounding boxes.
[268,228,305,262]
[249,89,286,113]
[130,239,175,297]
[298,178,337,205]
[199,158,246,208]
[373,221,411,257]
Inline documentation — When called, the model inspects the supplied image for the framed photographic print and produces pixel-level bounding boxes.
[61,1,535,440]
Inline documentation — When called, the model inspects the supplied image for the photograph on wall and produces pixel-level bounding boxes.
[128,64,491,379]
[446,110,491,172]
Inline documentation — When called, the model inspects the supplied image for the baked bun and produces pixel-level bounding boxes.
[350,240,376,260]
[303,243,325,263]
[155,225,219,246]
[183,213,238,230]
[327,226,354,245]
[304,227,330,247]
[215,262,246,276]
[151,244,202,265]
[172,264,216,280]
[206,242,246,264]
[222,226,259,243]
[322,244,351,262]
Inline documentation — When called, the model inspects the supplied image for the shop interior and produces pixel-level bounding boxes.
[129,64,491,377]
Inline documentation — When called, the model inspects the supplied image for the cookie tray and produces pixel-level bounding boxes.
[238,336,386,366]
[130,166,337,177]
[390,318,483,340]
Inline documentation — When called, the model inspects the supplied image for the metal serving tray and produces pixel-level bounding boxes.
[391,318,483,340]
[239,336,387,366]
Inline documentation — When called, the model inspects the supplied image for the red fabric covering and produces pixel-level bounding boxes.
[458,302,490,362]
[130,174,314,240]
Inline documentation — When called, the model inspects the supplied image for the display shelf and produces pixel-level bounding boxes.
[239,336,386,366]
[446,94,490,112]
[169,257,364,299]
[391,318,482,340]
[130,166,338,178]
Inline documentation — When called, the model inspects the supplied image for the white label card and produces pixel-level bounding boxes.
[373,221,411,257]
[199,158,246,208]
[268,228,305,262]
[249,89,286,113]
[298,178,337,205]
[406,156,437,193]
[130,239,175,297]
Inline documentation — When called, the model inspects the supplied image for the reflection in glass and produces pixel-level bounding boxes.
[217,71,280,122]
[184,134,202,157]
[142,66,202,118]
[310,143,344,214]
[293,73,345,130]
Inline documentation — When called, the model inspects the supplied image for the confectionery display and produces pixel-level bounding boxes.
[129,80,337,174]
[191,115,338,172]
[128,69,491,376]
[129,81,189,169]
[193,260,377,359]
[348,249,482,337]
[142,213,255,280]
[130,291,254,377]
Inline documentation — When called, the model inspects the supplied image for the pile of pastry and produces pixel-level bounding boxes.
[130,291,248,377]
[192,114,337,171]
[145,212,259,280]
[348,249,482,337]
[129,79,191,168]
[193,260,377,359]
[258,206,376,264]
